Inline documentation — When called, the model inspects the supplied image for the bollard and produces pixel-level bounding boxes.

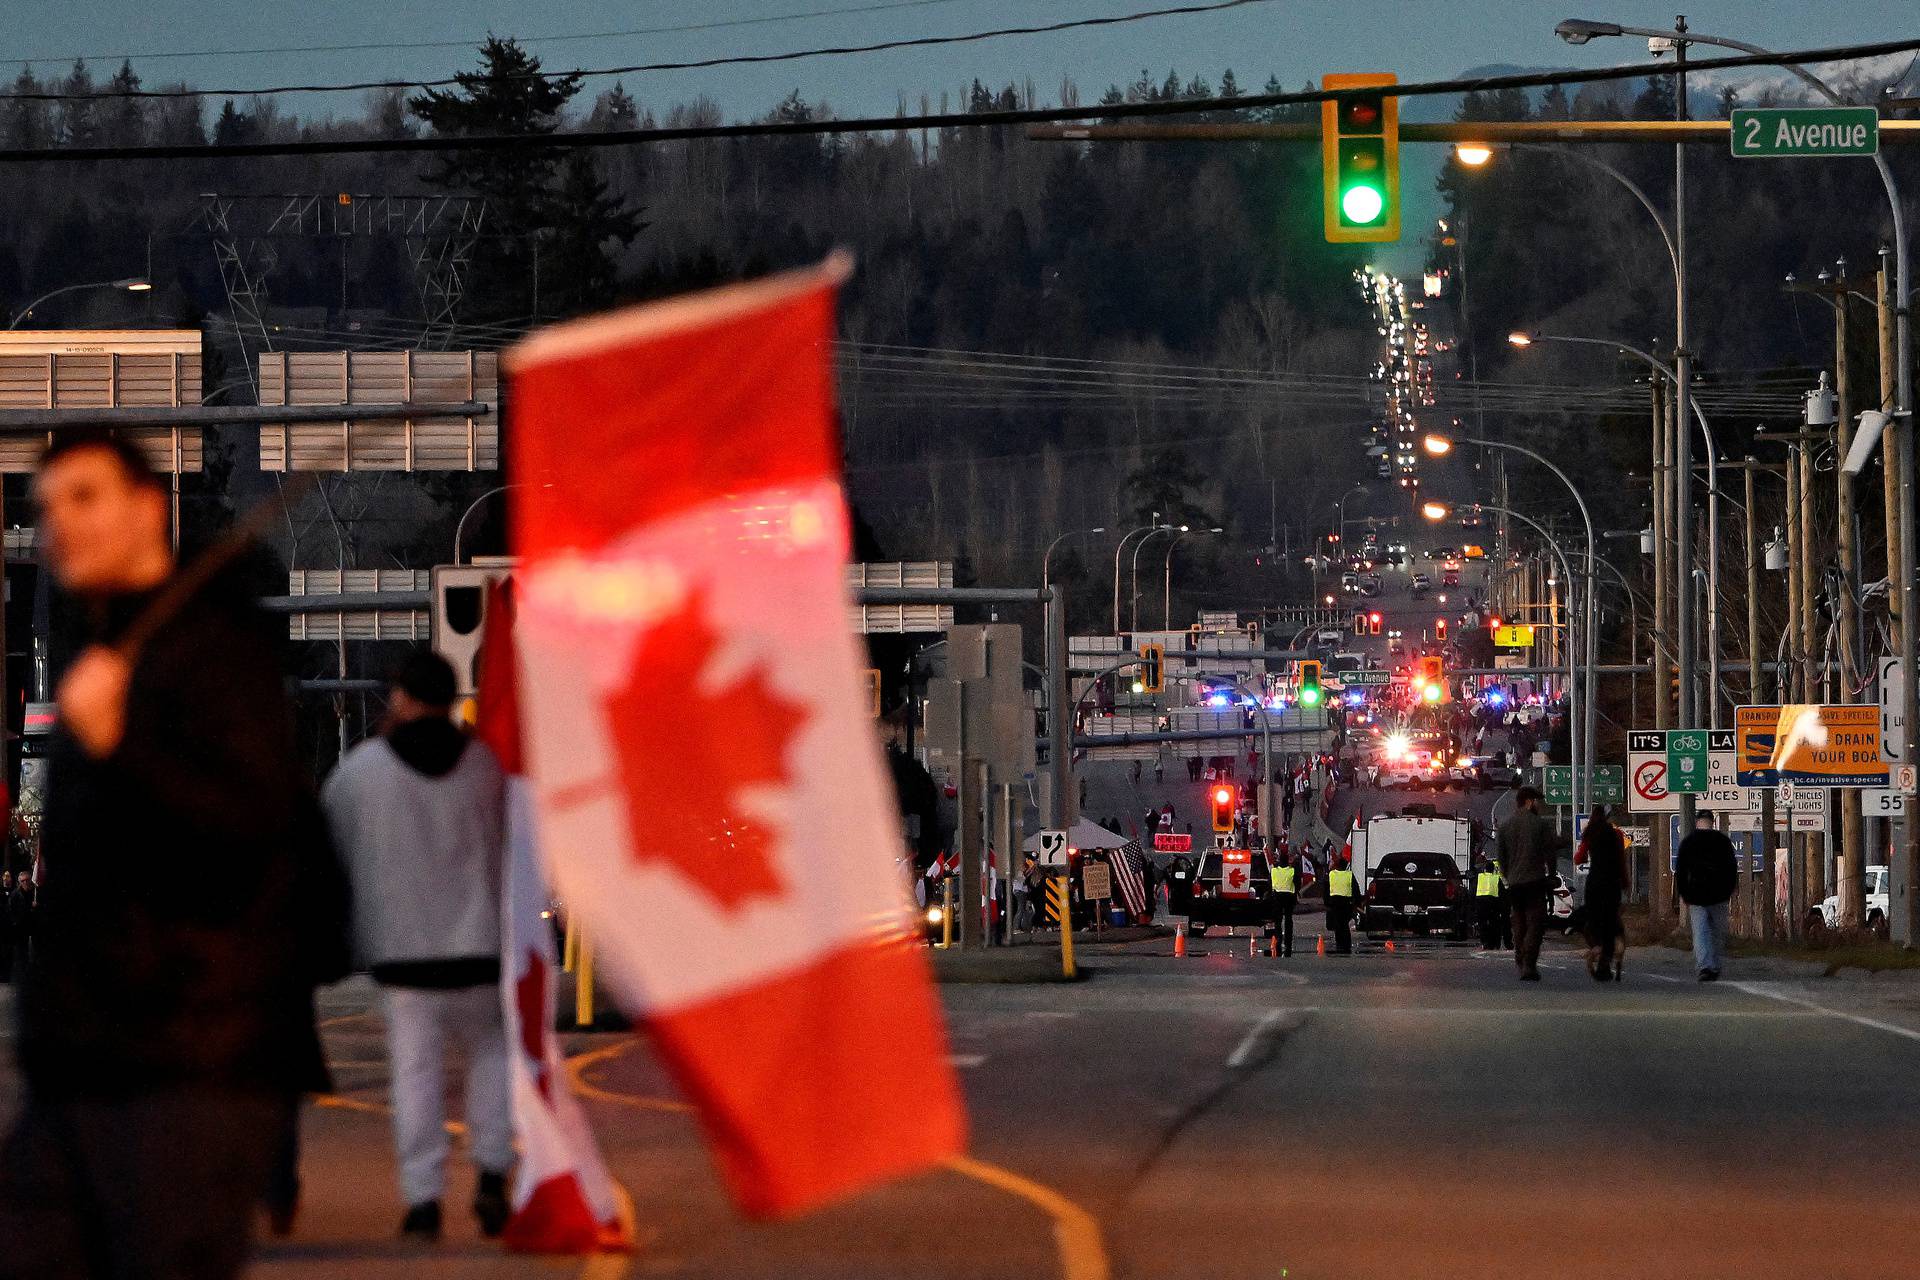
[1053,874,1077,979]
[941,877,955,950]
[575,929,595,1029]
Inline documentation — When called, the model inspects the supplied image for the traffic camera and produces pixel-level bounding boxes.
[1210,784,1237,834]
[1321,74,1401,244]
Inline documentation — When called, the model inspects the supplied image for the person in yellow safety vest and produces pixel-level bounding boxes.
[1268,845,1300,957]
[1325,852,1357,954]
[1475,855,1505,952]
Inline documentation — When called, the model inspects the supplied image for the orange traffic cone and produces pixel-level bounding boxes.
[1267,933,1278,958]
[1174,924,1187,958]
[1386,939,1396,952]
[1316,934,1326,956]
[1248,934,1257,958]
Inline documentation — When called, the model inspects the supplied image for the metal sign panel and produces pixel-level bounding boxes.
[1493,625,1535,647]
[286,568,431,643]
[1036,829,1069,866]
[257,349,498,472]
[1735,704,1890,787]
[848,561,955,634]
[1730,106,1879,158]
[1880,657,1905,763]
[430,562,512,696]
[0,330,204,473]
[1627,730,1678,814]
[1699,733,1750,813]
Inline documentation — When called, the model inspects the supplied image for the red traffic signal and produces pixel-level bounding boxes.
[1435,617,1447,641]
[1369,611,1383,636]
[1210,785,1237,833]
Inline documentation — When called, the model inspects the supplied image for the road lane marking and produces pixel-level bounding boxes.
[568,1038,695,1113]
[1226,1010,1286,1069]
[1732,982,1920,1045]
[949,1053,988,1068]
[944,1155,1109,1280]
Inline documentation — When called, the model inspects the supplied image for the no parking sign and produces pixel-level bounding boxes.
[1627,731,1679,813]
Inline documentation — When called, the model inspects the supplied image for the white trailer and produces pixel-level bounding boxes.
[1348,813,1476,894]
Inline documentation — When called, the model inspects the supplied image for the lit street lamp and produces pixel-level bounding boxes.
[8,277,151,329]
[1113,521,1171,633]
[1425,431,1596,819]
[1131,524,1188,631]
[1162,527,1223,630]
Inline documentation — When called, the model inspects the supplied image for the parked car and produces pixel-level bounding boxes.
[1362,850,1473,939]
[1817,866,1890,936]
[1185,848,1278,936]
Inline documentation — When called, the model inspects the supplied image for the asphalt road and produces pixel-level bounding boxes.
[184,937,1920,1280]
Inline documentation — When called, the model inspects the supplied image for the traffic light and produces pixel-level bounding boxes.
[1435,617,1447,642]
[1369,611,1383,636]
[1138,643,1165,694]
[1321,73,1401,244]
[1353,611,1368,635]
[1210,784,1237,834]
[1418,655,1446,704]
[1297,659,1323,707]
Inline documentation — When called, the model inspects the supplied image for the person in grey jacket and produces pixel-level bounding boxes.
[324,651,511,1243]
[1495,786,1569,981]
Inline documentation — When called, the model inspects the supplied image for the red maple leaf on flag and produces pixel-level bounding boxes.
[600,590,808,912]
[515,947,553,1102]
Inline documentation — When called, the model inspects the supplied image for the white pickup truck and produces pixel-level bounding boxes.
[1818,866,1890,935]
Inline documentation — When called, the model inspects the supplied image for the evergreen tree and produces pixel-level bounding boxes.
[57,60,99,149]
[105,61,147,146]
[539,153,646,316]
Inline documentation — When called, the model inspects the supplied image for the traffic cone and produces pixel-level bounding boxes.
[1267,933,1278,958]
[1248,934,1257,958]
[1386,939,1396,952]
[1316,934,1326,956]
[1174,924,1187,958]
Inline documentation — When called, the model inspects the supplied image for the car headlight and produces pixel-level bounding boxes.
[926,906,944,925]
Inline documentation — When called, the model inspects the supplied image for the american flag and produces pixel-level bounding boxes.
[1103,840,1150,919]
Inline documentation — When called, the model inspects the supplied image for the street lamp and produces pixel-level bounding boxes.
[1042,526,1106,588]
[1424,431,1597,819]
[1505,330,1724,729]
[1113,521,1170,633]
[1335,484,1368,550]
[1131,524,1188,631]
[8,277,152,328]
[1162,527,1223,630]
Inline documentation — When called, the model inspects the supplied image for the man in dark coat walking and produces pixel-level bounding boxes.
[1676,813,1739,981]
[0,433,334,1279]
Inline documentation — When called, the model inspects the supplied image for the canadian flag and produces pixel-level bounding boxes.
[504,256,965,1219]
[473,581,631,1253]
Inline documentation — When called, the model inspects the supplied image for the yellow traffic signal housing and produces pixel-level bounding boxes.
[1417,654,1448,704]
[1210,783,1237,833]
[1321,73,1401,244]
[1296,659,1323,707]
[1140,643,1165,694]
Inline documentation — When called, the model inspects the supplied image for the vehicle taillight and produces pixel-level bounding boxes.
[1444,880,1457,900]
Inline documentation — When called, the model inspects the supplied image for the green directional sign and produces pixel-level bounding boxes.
[1730,107,1879,158]
[1542,765,1622,808]
[1668,729,1710,795]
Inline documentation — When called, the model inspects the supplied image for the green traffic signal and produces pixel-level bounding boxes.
[1321,73,1400,243]
[1299,684,1322,707]
[1341,182,1385,226]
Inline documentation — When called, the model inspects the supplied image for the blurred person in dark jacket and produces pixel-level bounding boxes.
[0,433,334,1280]
[1580,808,1629,982]
[1676,813,1739,982]
[1495,786,1569,981]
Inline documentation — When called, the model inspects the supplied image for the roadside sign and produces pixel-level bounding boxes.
[1698,731,1749,813]
[1152,832,1193,853]
[1493,624,1535,647]
[1543,765,1572,807]
[1037,829,1069,867]
[1081,861,1112,900]
[1219,849,1254,898]
[1728,789,1828,832]
[1627,731,1677,813]
[1345,669,1393,686]
[1880,657,1905,763]
[1901,764,1918,795]
[1862,787,1907,818]
[1735,704,1890,787]
[1730,106,1879,158]
[1544,765,1622,807]
[1667,729,1710,794]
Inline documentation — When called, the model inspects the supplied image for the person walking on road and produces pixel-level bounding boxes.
[1581,807,1629,982]
[1325,852,1357,954]
[1269,846,1300,956]
[0,432,333,1280]
[1495,786,1568,981]
[1474,853,1504,952]
[1675,813,1738,982]
[324,650,514,1242]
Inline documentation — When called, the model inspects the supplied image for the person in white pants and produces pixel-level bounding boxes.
[325,651,513,1242]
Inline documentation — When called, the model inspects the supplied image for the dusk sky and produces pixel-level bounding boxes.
[4,1,1913,124]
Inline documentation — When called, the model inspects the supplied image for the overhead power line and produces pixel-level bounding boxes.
[0,34,1913,163]
[13,0,979,68]
[0,0,1274,100]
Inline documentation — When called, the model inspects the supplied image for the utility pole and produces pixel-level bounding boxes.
[1671,15,1700,858]
[1833,292,1866,929]
[1784,448,1805,937]
[1878,251,1901,903]
[1650,377,1673,924]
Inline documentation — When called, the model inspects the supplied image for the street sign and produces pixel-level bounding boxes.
[1344,669,1393,686]
[1735,704,1890,787]
[1667,729,1710,794]
[1152,832,1193,853]
[1698,731,1749,813]
[1901,764,1918,795]
[1219,849,1254,897]
[1880,656,1905,763]
[1081,861,1112,901]
[1627,731,1677,813]
[1728,789,1828,832]
[1862,787,1908,819]
[1730,106,1879,158]
[1037,829,1069,867]
[1543,765,1572,806]
[1493,624,1535,648]
[1543,764,1622,807]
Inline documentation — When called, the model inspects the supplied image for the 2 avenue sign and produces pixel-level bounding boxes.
[1730,107,1879,158]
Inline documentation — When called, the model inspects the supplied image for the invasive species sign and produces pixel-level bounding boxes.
[1735,704,1890,787]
